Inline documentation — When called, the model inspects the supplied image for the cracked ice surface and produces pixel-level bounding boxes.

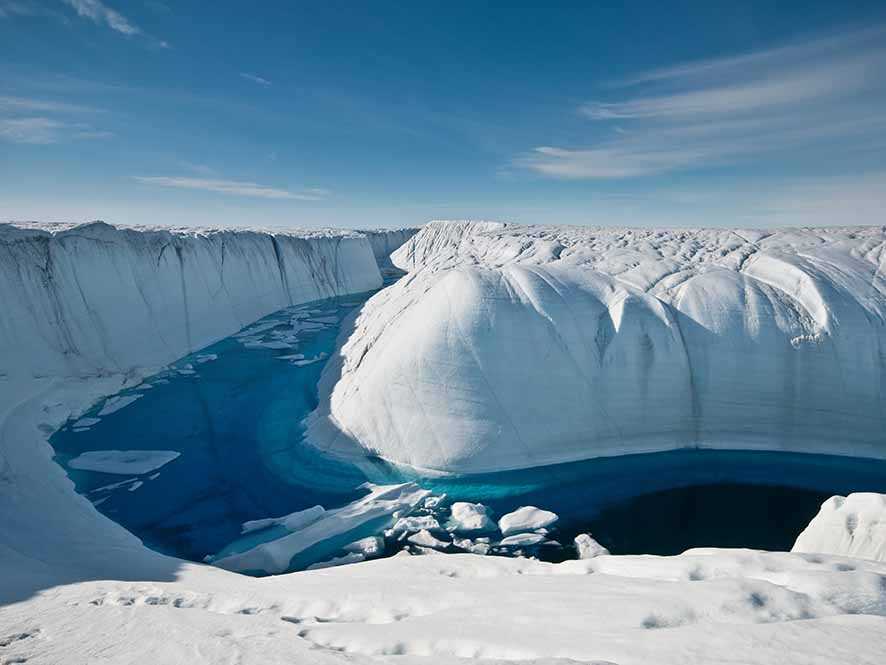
[307,221,886,473]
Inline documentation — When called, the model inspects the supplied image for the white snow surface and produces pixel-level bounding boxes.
[3,221,886,664]
[67,450,180,475]
[307,220,886,472]
[793,493,886,562]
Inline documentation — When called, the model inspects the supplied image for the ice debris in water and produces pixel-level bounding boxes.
[67,450,180,475]
[446,501,495,533]
[498,506,559,536]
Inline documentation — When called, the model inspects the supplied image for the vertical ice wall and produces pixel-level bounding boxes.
[0,222,412,384]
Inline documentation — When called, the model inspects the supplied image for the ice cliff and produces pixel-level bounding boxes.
[308,221,886,473]
[0,222,414,384]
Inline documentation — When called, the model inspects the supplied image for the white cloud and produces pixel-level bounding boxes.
[519,25,886,179]
[240,73,272,86]
[60,0,140,35]
[0,117,111,144]
[0,117,64,144]
[0,95,99,113]
[133,177,329,201]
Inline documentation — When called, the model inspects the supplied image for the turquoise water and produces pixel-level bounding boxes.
[50,281,886,571]
[51,288,386,563]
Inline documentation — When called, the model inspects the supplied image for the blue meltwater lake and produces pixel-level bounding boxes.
[51,278,886,574]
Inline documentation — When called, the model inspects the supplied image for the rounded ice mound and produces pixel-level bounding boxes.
[792,493,886,562]
[306,222,886,473]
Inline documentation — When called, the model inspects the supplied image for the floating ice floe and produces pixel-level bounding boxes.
[290,353,328,367]
[498,506,559,536]
[67,450,181,475]
[446,501,495,533]
[344,535,384,558]
[97,394,142,416]
[389,514,441,536]
[499,532,549,547]
[72,417,101,429]
[407,529,450,550]
[240,505,326,535]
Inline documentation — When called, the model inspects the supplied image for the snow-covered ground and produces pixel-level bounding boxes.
[2,220,886,664]
[307,221,886,473]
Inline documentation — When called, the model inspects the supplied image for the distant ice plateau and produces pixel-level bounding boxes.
[307,221,886,472]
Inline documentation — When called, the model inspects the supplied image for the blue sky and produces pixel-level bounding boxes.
[2,1,886,228]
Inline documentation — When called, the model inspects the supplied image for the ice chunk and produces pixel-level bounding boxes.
[792,493,886,562]
[97,394,142,416]
[574,533,609,559]
[407,529,450,550]
[446,501,495,533]
[498,506,558,536]
[72,417,101,429]
[240,505,325,535]
[390,515,441,535]
[68,450,180,475]
[212,483,431,574]
[343,535,384,558]
[499,532,548,547]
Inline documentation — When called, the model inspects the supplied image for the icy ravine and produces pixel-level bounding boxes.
[2,221,886,664]
[0,221,415,602]
[308,221,886,473]
[0,222,415,382]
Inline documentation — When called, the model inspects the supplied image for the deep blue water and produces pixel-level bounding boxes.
[50,282,886,571]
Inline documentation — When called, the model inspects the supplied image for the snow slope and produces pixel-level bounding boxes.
[308,221,886,473]
[3,546,886,664]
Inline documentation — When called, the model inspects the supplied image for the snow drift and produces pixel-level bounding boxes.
[308,221,886,473]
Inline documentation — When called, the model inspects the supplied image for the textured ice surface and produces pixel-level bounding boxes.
[793,493,886,562]
[212,483,431,574]
[308,221,886,472]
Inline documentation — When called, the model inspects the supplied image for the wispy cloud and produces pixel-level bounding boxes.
[0,95,99,114]
[0,1,67,20]
[133,176,329,201]
[0,117,111,144]
[519,25,886,179]
[60,0,139,35]
[240,73,272,86]
[0,94,109,144]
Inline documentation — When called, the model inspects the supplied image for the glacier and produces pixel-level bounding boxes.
[3,220,886,665]
[307,221,886,473]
